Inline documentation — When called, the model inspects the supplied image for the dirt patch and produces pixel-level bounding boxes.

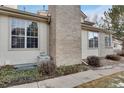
[100,57,124,67]
[75,71,124,88]
[83,56,124,70]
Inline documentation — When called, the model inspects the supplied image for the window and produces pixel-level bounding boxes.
[27,21,38,48]
[11,18,38,49]
[105,35,111,47]
[88,32,98,48]
[114,43,117,48]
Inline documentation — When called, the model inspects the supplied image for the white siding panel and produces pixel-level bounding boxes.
[0,16,48,65]
[81,30,99,59]
[81,30,114,59]
[99,32,114,57]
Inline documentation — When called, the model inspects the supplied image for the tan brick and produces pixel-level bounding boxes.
[49,5,82,66]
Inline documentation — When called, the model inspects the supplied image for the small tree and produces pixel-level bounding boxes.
[100,5,124,50]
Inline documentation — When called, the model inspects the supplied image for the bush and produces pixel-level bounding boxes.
[0,65,39,87]
[106,54,121,61]
[38,62,56,76]
[87,56,101,67]
[56,64,89,76]
[117,51,124,57]
[0,63,89,87]
[0,65,14,70]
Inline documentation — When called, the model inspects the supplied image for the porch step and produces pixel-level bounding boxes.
[14,63,37,71]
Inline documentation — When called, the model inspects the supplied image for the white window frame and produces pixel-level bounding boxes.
[88,32,99,49]
[9,18,40,51]
[105,34,112,47]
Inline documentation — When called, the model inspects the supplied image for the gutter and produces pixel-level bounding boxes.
[81,23,114,34]
[0,6,50,23]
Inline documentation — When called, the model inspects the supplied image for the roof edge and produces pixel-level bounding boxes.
[80,10,87,18]
[0,6,49,23]
[81,23,113,34]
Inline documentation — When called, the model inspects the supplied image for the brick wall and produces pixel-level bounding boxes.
[49,5,82,66]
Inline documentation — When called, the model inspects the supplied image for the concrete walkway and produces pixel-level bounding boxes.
[9,63,124,88]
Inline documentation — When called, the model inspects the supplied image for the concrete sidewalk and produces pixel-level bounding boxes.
[9,64,124,88]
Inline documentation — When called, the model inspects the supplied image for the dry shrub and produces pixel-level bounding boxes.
[56,64,89,76]
[87,56,101,67]
[38,62,56,76]
[106,54,121,61]
[0,65,14,70]
[117,51,124,57]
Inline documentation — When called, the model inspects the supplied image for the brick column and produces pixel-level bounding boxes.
[49,5,82,66]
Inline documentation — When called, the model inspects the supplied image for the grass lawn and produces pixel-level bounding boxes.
[76,71,124,88]
[0,64,89,87]
[0,66,40,87]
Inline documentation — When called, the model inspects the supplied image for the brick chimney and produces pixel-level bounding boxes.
[49,5,82,66]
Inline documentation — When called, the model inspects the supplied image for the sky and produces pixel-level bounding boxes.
[18,5,48,13]
[80,5,112,22]
[18,5,112,22]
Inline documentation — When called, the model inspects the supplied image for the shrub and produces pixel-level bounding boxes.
[87,56,101,67]
[0,65,14,70]
[0,63,89,87]
[56,64,89,76]
[0,67,39,87]
[106,54,121,61]
[117,51,124,57]
[56,65,80,76]
[38,62,56,76]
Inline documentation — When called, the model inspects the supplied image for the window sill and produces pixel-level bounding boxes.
[88,48,98,50]
[8,48,40,51]
[105,46,113,49]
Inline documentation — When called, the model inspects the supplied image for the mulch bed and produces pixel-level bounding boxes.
[1,56,124,88]
[83,56,124,70]
[0,64,89,88]
[100,56,124,67]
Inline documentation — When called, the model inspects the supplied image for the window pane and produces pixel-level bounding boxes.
[105,35,111,47]
[94,32,98,48]
[27,37,38,48]
[88,32,94,48]
[12,28,25,36]
[11,18,38,49]
[109,35,111,46]
[89,39,94,48]
[11,19,25,36]
[106,37,107,46]
[88,32,98,48]
[105,37,108,46]
[27,22,38,36]
[11,36,25,48]
[94,39,98,48]
[11,18,17,26]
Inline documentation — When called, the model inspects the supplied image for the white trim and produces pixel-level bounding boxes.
[25,19,27,48]
[8,48,40,51]
[37,22,40,50]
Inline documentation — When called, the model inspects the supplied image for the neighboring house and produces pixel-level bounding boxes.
[0,5,114,66]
